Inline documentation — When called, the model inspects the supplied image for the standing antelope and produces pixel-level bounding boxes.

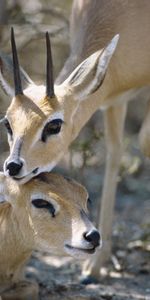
[0,171,100,299]
[0,0,150,281]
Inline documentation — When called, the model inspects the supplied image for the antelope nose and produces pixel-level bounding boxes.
[6,160,23,176]
[84,230,100,247]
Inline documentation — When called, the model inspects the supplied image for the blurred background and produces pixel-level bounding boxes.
[0,1,150,299]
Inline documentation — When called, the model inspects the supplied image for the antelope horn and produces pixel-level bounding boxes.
[11,27,23,95]
[46,32,55,98]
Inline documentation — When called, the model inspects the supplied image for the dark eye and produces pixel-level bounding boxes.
[41,119,63,142]
[4,118,13,136]
[32,199,55,217]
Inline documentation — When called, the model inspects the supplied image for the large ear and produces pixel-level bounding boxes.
[0,52,34,96]
[60,34,119,101]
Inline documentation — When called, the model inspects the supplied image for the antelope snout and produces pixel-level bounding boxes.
[84,229,100,248]
[6,159,23,177]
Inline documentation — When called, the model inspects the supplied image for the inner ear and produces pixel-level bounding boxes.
[60,34,119,102]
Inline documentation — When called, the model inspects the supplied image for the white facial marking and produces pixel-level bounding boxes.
[64,245,95,259]
[10,138,23,160]
[47,111,64,122]
[31,111,64,147]
[31,193,60,215]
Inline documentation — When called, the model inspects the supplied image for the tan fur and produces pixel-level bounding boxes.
[0,172,99,299]
[0,0,150,279]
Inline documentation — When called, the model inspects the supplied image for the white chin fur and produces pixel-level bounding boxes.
[64,246,96,260]
[12,172,36,184]
[16,160,60,183]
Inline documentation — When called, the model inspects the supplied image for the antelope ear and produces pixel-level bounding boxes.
[61,34,119,101]
[0,52,34,96]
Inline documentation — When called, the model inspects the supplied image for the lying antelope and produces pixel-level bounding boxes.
[0,0,150,281]
[0,171,100,299]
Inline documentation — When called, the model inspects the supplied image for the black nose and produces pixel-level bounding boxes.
[84,230,100,247]
[6,160,23,176]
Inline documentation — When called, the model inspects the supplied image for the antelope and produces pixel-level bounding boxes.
[0,171,100,299]
[0,0,150,281]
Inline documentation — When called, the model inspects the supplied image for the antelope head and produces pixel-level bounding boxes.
[0,28,119,183]
[0,172,100,258]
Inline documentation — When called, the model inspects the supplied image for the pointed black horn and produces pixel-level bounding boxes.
[46,32,55,98]
[11,27,23,96]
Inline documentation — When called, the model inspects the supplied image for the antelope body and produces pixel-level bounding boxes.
[0,172,100,299]
[0,0,150,280]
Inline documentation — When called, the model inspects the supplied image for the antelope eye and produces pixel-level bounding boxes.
[41,119,63,142]
[32,199,56,217]
[4,118,13,136]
